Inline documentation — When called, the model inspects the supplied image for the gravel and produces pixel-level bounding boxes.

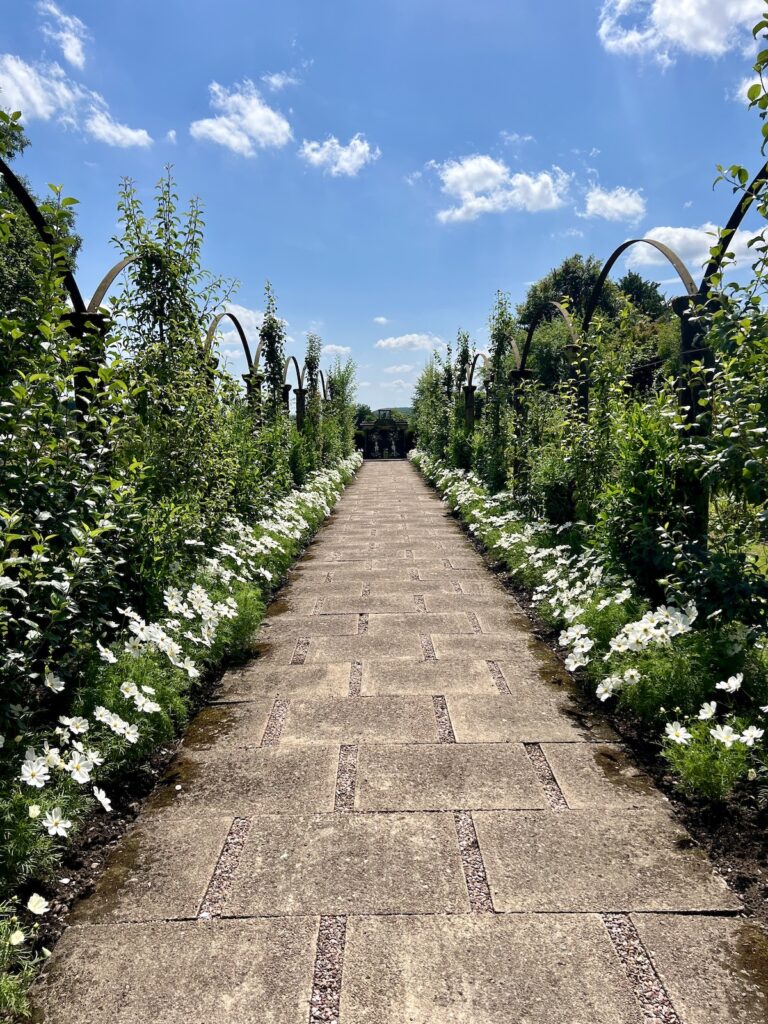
[524,742,568,809]
[357,613,369,635]
[420,634,437,661]
[348,660,362,697]
[603,913,681,1024]
[261,699,289,746]
[334,744,358,812]
[291,636,311,665]
[198,817,250,919]
[309,916,347,1023]
[413,594,427,613]
[453,810,494,912]
[486,660,511,695]
[433,695,456,743]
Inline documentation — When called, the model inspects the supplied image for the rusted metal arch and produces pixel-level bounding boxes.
[318,368,330,401]
[86,255,139,313]
[283,354,304,388]
[465,351,489,387]
[699,159,768,292]
[204,311,254,369]
[518,300,581,374]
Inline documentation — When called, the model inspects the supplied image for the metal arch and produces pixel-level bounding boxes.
[283,354,303,388]
[0,154,86,313]
[699,159,768,292]
[318,368,329,401]
[581,239,697,336]
[204,311,254,368]
[87,256,138,313]
[519,301,580,374]
[466,352,488,387]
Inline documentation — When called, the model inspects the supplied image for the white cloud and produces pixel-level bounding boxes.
[382,379,414,390]
[322,343,352,355]
[190,80,292,157]
[385,363,414,373]
[0,54,88,121]
[500,130,534,145]
[0,54,151,147]
[359,381,372,387]
[625,222,756,274]
[222,304,265,339]
[431,154,570,223]
[166,128,177,143]
[261,70,300,91]
[38,1,88,70]
[375,333,443,351]
[373,316,390,324]
[582,184,646,224]
[85,108,152,148]
[299,133,381,176]
[598,0,762,65]
[732,75,761,103]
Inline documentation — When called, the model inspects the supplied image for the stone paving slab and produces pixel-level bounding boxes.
[423,591,526,615]
[145,745,339,816]
[280,695,438,744]
[447,694,587,742]
[224,813,469,916]
[180,700,275,750]
[314,593,421,613]
[365,611,474,634]
[214,663,350,701]
[474,809,741,912]
[632,914,768,1024]
[541,742,668,809]
[72,815,232,923]
[258,613,359,637]
[355,742,547,810]
[303,634,424,661]
[340,914,643,1024]
[431,632,548,666]
[33,918,318,1024]
[361,658,498,695]
[370,578,475,594]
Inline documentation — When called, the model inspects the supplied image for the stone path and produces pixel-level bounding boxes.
[34,461,768,1023]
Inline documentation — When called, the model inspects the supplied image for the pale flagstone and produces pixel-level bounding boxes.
[361,658,498,695]
[631,915,768,1024]
[474,808,742,912]
[71,815,233,923]
[355,742,547,810]
[280,695,438,744]
[341,914,643,1024]
[224,812,469,916]
[213,663,350,700]
[33,461,762,1023]
[32,919,318,1023]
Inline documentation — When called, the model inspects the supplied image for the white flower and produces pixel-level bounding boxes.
[66,754,93,783]
[60,715,89,735]
[623,668,641,685]
[665,721,692,745]
[96,640,117,664]
[614,588,632,604]
[93,786,112,812]
[44,670,65,693]
[710,724,738,748]
[715,673,743,694]
[27,893,49,915]
[28,804,41,818]
[740,726,764,747]
[20,759,50,789]
[9,929,25,946]
[42,808,72,837]
[180,657,199,679]
[120,681,139,699]
[124,637,143,656]
[123,723,139,744]
[596,679,617,702]
[698,701,717,720]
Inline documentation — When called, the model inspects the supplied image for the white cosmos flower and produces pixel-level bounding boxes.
[715,673,743,694]
[44,670,65,693]
[698,701,717,720]
[623,668,641,685]
[42,808,72,837]
[740,725,764,747]
[93,786,112,812]
[123,724,139,744]
[9,929,25,946]
[710,724,738,748]
[96,641,117,664]
[181,657,199,679]
[67,754,93,783]
[120,681,139,698]
[27,893,49,915]
[665,721,692,745]
[20,759,50,788]
[28,804,41,818]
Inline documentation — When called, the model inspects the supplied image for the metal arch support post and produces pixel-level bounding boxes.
[520,301,587,415]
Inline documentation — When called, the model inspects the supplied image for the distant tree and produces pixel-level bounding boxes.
[617,270,667,318]
[516,254,620,326]
[354,403,373,425]
[259,281,287,419]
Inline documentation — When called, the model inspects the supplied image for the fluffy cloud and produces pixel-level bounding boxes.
[382,378,413,390]
[190,80,292,156]
[299,133,381,176]
[583,184,646,224]
[500,130,534,146]
[322,343,352,355]
[385,363,414,373]
[261,70,300,92]
[85,108,151,148]
[0,54,151,146]
[625,222,756,274]
[38,1,88,69]
[373,315,390,325]
[375,333,443,351]
[431,154,569,223]
[598,0,763,65]
[222,304,265,339]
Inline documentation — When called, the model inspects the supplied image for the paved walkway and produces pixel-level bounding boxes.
[35,461,767,1023]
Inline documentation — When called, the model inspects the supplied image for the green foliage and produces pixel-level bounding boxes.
[516,253,620,326]
[662,720,751,801]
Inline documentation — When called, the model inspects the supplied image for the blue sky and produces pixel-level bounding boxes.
[1,1,764,407]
